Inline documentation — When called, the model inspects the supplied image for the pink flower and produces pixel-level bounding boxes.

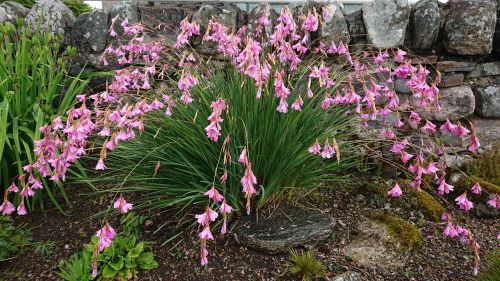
[400,151,414,164]
[308,139,321,155]
[195,208,218,226]
[221,218,228,235]
[95,159,106,170]
[220,171,228,183]
[443,223,459,238]
[388,183,403,197]
[96,223,116,252]
[17,200,27,215]
[440,119,456,134]
[321,139,335,159]
[238,148,248,165]
[113,196,133,214]
[198,226,214,240]
[471,182,482,195]
[204,186,224,202]
[220,200,232,214]
[154,161,161,176]
[0,200,15,215]
[452,124,470,138]
[487,194,500,209]
[200,247,208,266]
[420,120,436,134]
[302,14,318,32]
[291,95,303,111]
[455,192,473,212]
[390,139,409,154]
[438,179,454,195]
[394,48,406,63]
[468,134,480,153]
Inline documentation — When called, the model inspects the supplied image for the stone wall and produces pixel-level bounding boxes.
[1,0,499,151]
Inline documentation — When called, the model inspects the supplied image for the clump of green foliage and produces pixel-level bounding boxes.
[477,251,500,281]
[97,66,359,213]
[119,211,148,237]
[0,216,31,261]
[0,0,93,17]
[0,20,88,210]
[62,0,92,17]
[284,249,326,281]
[57,236,158,281]
[370,213,423,251]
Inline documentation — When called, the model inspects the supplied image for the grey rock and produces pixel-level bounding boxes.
[412,0,440,50]
[468,62,500,78]
[68,10,108,53]
[394,78,411,94]
[0,1,29,24]
[473,118,500,152]
[191,4,240,54]
[247,3,278,40]
[362,0,411,49]
[418,85,475,121]
[138,2,198,45]
[444,0,497,55]
[332,271,364,281]
[342,219,411,268]
[110,0,140,24]
[320,1,350,44]
[473,86,500,118]
[26,0,75,36]
[438,73,464,88]
[237,206,335,254]
[346,10,366,47]
[436,61,477,72]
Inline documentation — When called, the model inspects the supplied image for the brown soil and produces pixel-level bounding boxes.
[0,183,498,281]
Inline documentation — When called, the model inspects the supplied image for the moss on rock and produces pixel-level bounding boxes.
[369,213,423,251]
[407,189,445,222]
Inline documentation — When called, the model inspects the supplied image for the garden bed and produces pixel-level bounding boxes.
[1,181,498,281]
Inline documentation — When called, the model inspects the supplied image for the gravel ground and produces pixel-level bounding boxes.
[0,183,498,281]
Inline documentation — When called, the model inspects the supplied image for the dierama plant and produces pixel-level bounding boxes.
[0,19,89,212]
[1,4,498,275]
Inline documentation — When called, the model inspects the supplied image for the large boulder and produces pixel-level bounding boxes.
[26,0,75,36]
[68,10,108,53]
[362,0,411,49]
[473,86,500,119]
[418,85,475,121]
[191,3,241,54]
[0,1,29,24]
[247,3,278,40]
[412,0,440,50]
[342,215,422,269]
[319,1,350,44]
[443,0,497,55]
[345,10,367,49]
[236,205,335,254]
[138,2,201,45]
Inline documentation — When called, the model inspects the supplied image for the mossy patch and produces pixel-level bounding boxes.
[369,213,423,251]
[406,188,445,222]
[455,145,500,195]
[358,183,445,222]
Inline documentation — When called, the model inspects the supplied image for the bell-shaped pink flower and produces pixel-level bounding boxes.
[471,182,482,195]
[387,183,403,197]
[455,192,473,212]
[308,139,321,155]
[238,148,248,165]
[204,186,224,202]
[113,196,133,214]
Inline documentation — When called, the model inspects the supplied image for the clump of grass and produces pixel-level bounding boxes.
[285,249,326,281]
[0,216,32,261]
[477,251,500,281]
[369,213,423,251]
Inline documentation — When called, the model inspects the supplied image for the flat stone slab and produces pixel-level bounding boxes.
[438,73,464,88]
[236,206,335,254]
[436,61,477,73]
[468,62,500,78]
